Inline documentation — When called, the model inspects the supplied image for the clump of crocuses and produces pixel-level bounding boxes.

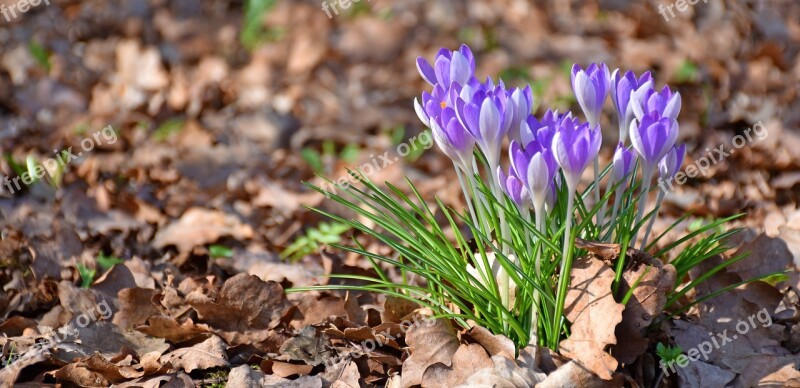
[415,44,683,347]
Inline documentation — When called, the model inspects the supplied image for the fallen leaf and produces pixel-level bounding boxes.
[612,262,676,364]
[401,318,460,387]
[187,273,293,344]
[422,343,493,387]
[152,208,254,254]
[558,256,624,380]
[160,335,228,373]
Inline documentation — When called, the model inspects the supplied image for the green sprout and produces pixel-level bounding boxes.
[656,342,683,363]
[281,221,351,261]
[241,0,282,51]
[209,245,234,259]
[77,263,96,289]
[96,252,124,272]
[153,119,185,142]
[28,39,50,72]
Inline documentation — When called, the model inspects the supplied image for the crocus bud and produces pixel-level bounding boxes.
[630,111,679,171]
[571,63,611,126]
[610,142,635,188]
[507,85,533,144]
[456,77,512,169]
[658,143,686,179]
[417,45,476,87]
[509,140,558,208]
[552,116,602,186]
[632,85,681,122]
[610,69,652,144]
[497,166,529,207]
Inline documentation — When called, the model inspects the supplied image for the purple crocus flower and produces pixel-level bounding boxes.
[632,85,681,122]
[417,45,476,88]
[509,140,559,207]
[497,166,529,207]
[507,85,533,144]
[610,69,653,144]
[658,143,686,179]
[520,109,562,148]
[629,111,679,169]
[552,116,602,184]
[456,76,513,168]
[610,142,635,187]
[428,106,475,169]
[571,63,611,125]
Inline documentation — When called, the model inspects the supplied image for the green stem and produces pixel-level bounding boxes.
[551,179,577,349]
[633,164,654,242]
[640,189,665,250]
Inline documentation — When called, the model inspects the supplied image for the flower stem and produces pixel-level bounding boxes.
[529,202,545,346]
[551,178,577,349]
[640,189,665,250]
[633,165,654,243]
[455,164,479,229]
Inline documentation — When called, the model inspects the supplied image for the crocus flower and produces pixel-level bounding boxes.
[658,143,686,179]
[456,76,513,169]
[571,63,611,125]
[632,85,681,121]
[497,166,529,208]
[520,109,563,148]
[417,45,476,87]
[552,117,602,186]
[428,106,475,169]
[507,85,533,144]
[509,140,558,209]
[629,111,679,171]
[610,69,653,144]
[610,142,635,188]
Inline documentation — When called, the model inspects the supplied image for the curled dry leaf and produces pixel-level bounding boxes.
[422,343,493,387]
[401,318,460,387]
[558,256,624,380]
[466,326,516,361]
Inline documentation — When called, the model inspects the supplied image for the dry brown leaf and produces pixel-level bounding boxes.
[457,355,546,388]
[136,316,212,344]
[467,326,516,361]
[401,318,460,387]
[160,335,228,373]
[675,359,736,388]
[558,256,624,380]
[113,287,160,329]
[538,361,627,388]
[612,262,676,364]
[187,273,293,343]
[152,207,254,253]
[422,343,493,387]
